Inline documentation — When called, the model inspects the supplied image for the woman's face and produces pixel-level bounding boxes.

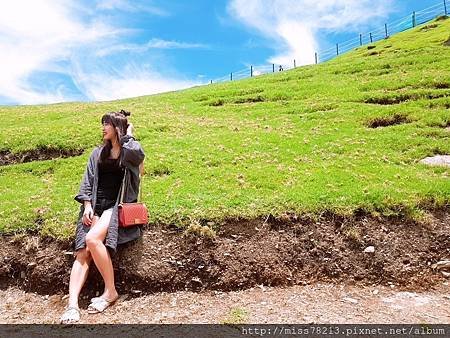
[102,122,117,142]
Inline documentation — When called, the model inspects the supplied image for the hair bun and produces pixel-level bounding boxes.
[119,109,131,117]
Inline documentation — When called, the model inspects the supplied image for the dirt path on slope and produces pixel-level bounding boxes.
[1,282,450,324]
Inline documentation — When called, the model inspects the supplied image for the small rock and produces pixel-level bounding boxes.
[342,297,358,304]
[64,251,74,256]
[131,289,142,294]
[207,221,215,226]
[364,246,375,253]
[27,262,37,268]
[20,271,26,279]
[419,155,450,168]
[95,291,100,296]
[372,289,379,295]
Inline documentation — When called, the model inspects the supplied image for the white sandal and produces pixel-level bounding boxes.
[60,306,80,324]
[87,296,118,314]
[90,296,102,303]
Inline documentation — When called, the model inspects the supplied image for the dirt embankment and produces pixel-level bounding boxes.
[0,210,449,297]
[0,148,84,166]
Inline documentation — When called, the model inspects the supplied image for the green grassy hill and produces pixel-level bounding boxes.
[1,17,449,239]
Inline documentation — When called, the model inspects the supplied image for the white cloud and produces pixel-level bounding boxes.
[0,0,127,104]
[71,62,198,101]
[95,0,169,16]
[0,0,198,105]
[96,38,208,57]
[228,0,393,66]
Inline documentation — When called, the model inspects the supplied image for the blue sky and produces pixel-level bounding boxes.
[0,0,445,105]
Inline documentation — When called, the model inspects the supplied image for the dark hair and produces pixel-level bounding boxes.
[100,109,131,163]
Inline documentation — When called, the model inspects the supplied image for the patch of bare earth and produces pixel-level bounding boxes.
[1,210,449,298]
[367,113,410,128]
[0,147,84,166]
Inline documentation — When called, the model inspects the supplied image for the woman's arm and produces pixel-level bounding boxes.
[74,148,97,204]
[119,123,145,168]
[139,161,144,177]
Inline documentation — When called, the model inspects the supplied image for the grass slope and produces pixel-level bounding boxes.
[0,18,449,239]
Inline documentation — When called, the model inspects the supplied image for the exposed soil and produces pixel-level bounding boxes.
[364,94,414,105]
[367,113,410,128]
[420,24,438,31]
[363,92,449,105]
[433,82,450,89]
[233,95,266,104]
[445,37,450,46]
[1,210,449,299]
[0,147,84,166]
[208,98,225,106]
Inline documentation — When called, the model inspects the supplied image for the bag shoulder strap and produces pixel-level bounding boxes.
[119,167,143,204]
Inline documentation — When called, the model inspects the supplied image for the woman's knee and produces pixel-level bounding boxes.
[85,233,101,249]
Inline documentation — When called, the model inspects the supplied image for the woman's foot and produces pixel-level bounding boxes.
[87,294,119,314]
[60,306,80,324]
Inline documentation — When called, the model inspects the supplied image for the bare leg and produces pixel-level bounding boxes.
[61,218,98,322]
[67,246,94,309]
[85,208,118,301]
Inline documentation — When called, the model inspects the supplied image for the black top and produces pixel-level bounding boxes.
[97,157,125,200]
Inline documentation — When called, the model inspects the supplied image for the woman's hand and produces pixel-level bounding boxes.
[82,203,94,226]
[127,123,134,136]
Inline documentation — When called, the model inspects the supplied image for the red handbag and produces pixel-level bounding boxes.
[118,169,148,227]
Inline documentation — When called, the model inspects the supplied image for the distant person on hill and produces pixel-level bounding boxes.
[60,109,145,324]
[279,65,284,71]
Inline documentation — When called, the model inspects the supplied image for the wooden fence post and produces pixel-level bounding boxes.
[315,52,318,64]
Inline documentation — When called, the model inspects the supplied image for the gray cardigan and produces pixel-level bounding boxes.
[74,135,145,253]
